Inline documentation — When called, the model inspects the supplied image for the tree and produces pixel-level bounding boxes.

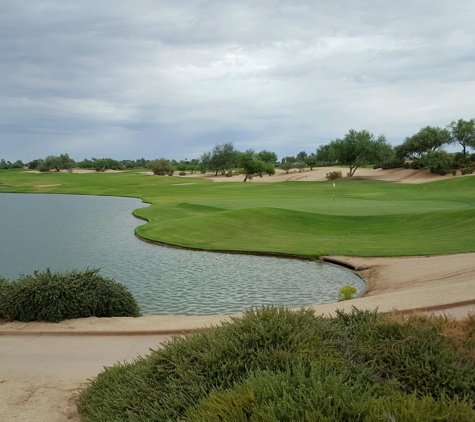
[317,129,393,177]
[208,142,238,175]
[237,150,275,182]
[38,154,75,172]
[199,151,211,174]
[395,126,451,160]
[256,150,278,163]
[304,153,318,170]
[296,151,308,162]
[147,158,173,175]
[448,118,475,156]
[280,162,293,173]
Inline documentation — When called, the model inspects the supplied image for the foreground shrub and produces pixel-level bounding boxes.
[77,307,475,421]
[1,268,140,322]
[0,276,10,318]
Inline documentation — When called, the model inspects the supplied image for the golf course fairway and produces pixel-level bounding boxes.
[1,168,475,256]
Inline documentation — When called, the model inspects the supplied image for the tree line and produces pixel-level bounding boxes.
[2,118,474,178]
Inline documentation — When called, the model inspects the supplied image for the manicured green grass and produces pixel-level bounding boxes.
[1,168,475,256]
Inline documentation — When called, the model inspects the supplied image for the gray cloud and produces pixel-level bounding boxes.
[1,0,474,161]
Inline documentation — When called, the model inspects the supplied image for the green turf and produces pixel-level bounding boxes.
[1,168,475,256]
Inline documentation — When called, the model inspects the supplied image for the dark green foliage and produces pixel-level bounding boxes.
[0,276,11,318]
[461,167,474,175]
[421,150,454,174]
[1,268,140,322]
[78,307,475,421]
[378,158,405,169]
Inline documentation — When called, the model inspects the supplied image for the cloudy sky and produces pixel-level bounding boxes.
[1,1,474,162]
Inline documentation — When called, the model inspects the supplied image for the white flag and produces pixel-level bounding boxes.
[333,182,336,188]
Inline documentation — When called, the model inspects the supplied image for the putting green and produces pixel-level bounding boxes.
[1,169,475,256]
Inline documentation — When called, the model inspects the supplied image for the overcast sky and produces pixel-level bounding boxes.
[1,1,474,162]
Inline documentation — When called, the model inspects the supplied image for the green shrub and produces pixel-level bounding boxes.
[403,161,410,169]
[77,307,475,421]
[420,150,454,174]
[461,167,474,175]
[179,171,187,176]
[225,170,233,177]
[0,276,11,318]
[378,158,405,170]
[1,268,140,322]
[338,285,357,301]
[326,170,342,180]
[410,160,423,169]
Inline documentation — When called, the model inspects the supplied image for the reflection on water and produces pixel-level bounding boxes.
[0,193,365,315]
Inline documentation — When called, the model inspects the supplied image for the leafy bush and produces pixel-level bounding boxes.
[421,150,454,175]
[1,268,140,322]
[378,158,405,170]
[77,307,475,421]
[326,170,342,180]
[225,170,233,177]
[0,276,10,318]
[410,160,423,169]
[178,171,187,176]
[338,285,357,300]
[461,167,474,175]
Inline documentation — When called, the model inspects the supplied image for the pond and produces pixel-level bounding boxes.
[0,193,365,315]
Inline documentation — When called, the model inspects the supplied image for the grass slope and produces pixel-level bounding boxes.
[1,169,475,256]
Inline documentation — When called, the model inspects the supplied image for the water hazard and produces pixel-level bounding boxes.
[0,193,365,315]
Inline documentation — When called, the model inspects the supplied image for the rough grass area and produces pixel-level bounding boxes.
[0,268,140,322]
[1,169,475,256]
[77,307,475,421]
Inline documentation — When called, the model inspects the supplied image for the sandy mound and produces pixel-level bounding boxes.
[187,167,467,184]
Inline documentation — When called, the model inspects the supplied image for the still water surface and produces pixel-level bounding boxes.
[0,193,365,315]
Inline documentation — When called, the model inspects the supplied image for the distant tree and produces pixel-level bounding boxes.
[77,158,95,169]
[282,156,296,164]
[10,160,24,169]
[257,150,278,163]
[317,130,393,177]
[296,161,306,172]
[296,151,308,162]
[199,151,211,173]
[147,158,173,175]
[0,159,8,169]
[38,154,75,172]
[448,118,475,156]
[208,142,238,175]
[237,150,275,182]
[304,153,318,170]
[280,162,293,173]
[28,159,41,170]
[395,126,451,160]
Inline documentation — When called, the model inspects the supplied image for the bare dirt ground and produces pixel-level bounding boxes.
[2,167,474,421]
[183,166,468,184]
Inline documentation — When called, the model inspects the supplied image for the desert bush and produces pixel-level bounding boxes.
[326,170,342,180]
[461,167,474,175]
[0,276,10,318]
[1,268,140,322]
[179,171,186,176]
[338,285,357,301]
[378,158,405,170]
[77,307,475,421]
[410,160,423,169]
[225,170,233,177]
